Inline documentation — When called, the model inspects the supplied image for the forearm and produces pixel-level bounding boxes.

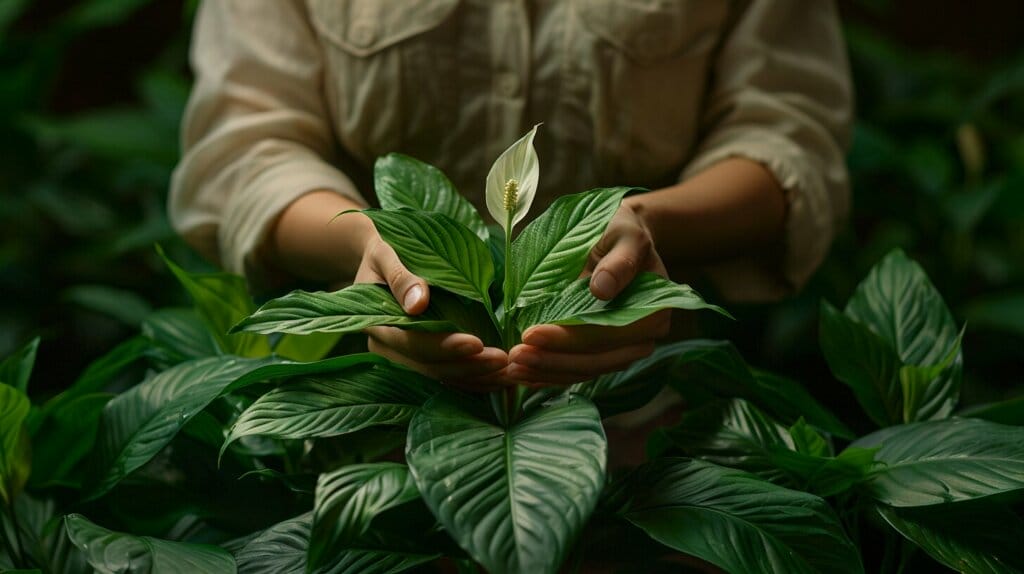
[625,157,786,266]
[266,190,376,285]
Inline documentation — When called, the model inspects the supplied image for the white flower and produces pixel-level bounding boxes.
[486,124,540,233]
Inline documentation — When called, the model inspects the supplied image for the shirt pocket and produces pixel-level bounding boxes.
[307,0,461,164]
[567,0,730,186]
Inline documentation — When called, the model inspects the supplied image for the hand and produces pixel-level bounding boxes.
[355,234,511,391]
[507,201,670,385]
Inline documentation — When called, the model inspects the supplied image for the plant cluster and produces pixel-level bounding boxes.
[0,130,1022,574]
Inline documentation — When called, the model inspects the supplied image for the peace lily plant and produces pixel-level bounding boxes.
[0,127,1022,574]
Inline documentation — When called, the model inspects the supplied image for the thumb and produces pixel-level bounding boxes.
[369,241,430,315]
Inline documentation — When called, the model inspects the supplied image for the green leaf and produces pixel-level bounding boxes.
[670,339,855,439]
[506,187,630,308]
[656,399,794,482]
[0,337,38,393]
[88,353,387,499]
[844,249,963,421]
[789,419,829,457]
[234,513,438,574]
[876,503,1024,574]
[64,284,152,327]
[899,328,963,423]
[625,459,863,574]
[274,332,343,362]
[0,384,31,506]
[358,209,495,305]
[309,463,421,568]
[569,342,689,418]
[407,394,607,574]
[157,245,271,358]
[30,393,111,488]
[518,272,727,331]
[232,284,460,336]
[853,418,1024,506]
[142,308,220,364]
[819,301,902,427]
[768,447,877,498]
[374,154,488,240]
[223,364,439,455]
[65,513,236,574]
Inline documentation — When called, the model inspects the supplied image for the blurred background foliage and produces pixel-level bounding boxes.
[0,0,1021,416]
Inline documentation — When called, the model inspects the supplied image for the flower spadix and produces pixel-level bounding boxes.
[486,124,540,233]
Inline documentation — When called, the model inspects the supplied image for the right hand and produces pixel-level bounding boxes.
[355,236,511,391]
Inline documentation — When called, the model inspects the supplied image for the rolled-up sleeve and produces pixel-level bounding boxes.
[169,0,365,281]
[682,0,852,301]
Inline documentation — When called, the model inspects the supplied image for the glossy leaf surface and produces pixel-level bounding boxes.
[360,209,495,304]
[407,394,606,574]
[506,187,629,308]
[375,153,488,240]
[0,336,38,393]
[853,418,1024,506]
[625,459,863,574]
[223,365,439,453]
[309,463,421,568]
[65,514,236,574]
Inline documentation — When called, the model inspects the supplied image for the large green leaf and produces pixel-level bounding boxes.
[157,245,271,357]
[60,336,152,400]
[88,354,387,498]
[0,384,31,505]
[853,418,1024,506]
[142,308,220,364]
[406,394,607,574]
[359,209,495,305]
[374,154,488,240]
[844,249,963,421]
[0,337,39,393]
[877,503,1024,574]
[222,364,439,454]
[960,395,1024,426]
[819,301,902,427]
[624,459,863,574]
[517,273,727,331]
[506,187,630,308]
[232,284,462,336]
[234,513,438,574]
[65,514,235,573]
[670,340,854,439]
[309,463,421,568]
[655,399,794,482]
[274,332,343,363]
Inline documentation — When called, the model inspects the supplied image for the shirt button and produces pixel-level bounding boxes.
[497,73,520,97]
[350,22,377,48]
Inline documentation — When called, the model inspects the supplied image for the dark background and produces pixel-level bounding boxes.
[1,0,1022,425]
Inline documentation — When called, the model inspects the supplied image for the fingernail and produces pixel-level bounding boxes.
[403,285,423,311]
[591,270,617,299]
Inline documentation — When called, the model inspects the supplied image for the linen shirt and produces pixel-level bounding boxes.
[169,0,852,301]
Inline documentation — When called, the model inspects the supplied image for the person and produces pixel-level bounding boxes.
[169,1,852,389]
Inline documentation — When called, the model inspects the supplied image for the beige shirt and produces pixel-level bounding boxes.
[170,0,852,301]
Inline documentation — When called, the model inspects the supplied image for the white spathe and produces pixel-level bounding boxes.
[486,124,540,234]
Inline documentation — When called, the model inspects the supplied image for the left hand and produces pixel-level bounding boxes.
[507,201,671,385]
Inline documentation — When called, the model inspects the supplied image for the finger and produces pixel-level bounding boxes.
[365,239,430,314]
[369,340,509,381]
[589,225,654,300]
[367,326,484,362]
[521,311,670,352]
[509,342,655,380]
[445,366,517,393]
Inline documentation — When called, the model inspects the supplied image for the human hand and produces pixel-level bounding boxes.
[507,201,670,385]
[355,234,511,391]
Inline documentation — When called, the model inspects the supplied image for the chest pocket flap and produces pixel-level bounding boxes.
[573,0,729,62]
[308,0,460,57]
